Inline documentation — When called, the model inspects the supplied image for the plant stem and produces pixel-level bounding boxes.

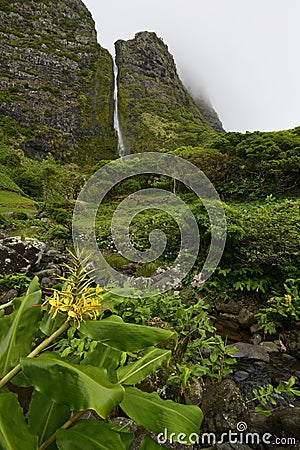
[0,320,70,389]
[39,410,86,450]
[0,299,14,310]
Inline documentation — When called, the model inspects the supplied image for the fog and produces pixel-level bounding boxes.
[83,0,300,132]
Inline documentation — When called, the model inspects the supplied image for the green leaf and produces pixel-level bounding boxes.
[255,406,272,416]
[81,342,123,382]
[0,393,38,449]
[21,352,124,418]
[117,348,171,385]
[40,311,66,336]
[56,420,126,450]
[120,387,203,441]
[0,277,42,377]
[28,391,70,447]
[140,434,166,449]
[80,318,174,352]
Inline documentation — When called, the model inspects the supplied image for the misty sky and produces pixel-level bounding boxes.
[83,0,300,133]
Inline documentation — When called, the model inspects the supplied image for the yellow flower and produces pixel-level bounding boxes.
[47,284,104,327]
[284,294,292,306]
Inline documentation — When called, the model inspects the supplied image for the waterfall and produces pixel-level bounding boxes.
[113,59,126,157]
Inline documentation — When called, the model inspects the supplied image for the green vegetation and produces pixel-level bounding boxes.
[246,376,300,416]
[0,190,36,215]
[0,256,203,449]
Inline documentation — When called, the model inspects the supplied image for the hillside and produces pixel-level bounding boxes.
[0,0,117,162]
[115,31,219,153]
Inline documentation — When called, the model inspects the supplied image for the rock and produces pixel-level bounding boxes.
[249,333,262,345]
[32,268,61,279]
[259,341,280,353]
[115,31,220,154]
[286,330,300,358]
[0,237,46,274]
[184,380,203,406]
[0,0,117,161]
[0,288,18,305]
[216,301,241,315]
[233,371,249,382]
[227,342,270,362]
[249,411,269,435]
[201,379,250,440]
[250,323,261,334]
[267,407,300,439]
[237,308,256,329]
[40,277,56,289]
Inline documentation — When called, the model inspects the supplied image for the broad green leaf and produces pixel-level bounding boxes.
[0,393,38,449]
[21,352,124,418]
[28,391,70,447]
[117,348,171,385]
[40,311,66,336]
[56,420,126,450]
[120,387,203,441]
[0,277,42,377]
[140,434,166,449]
[80,318,174,352]
[81,342,123,382]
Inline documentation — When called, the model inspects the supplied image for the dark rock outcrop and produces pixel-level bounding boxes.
[201,379,250,441]
[0,236,45,274]
[0,0,117,162]
[115,31,220,153]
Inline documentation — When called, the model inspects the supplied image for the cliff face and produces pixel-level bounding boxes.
[0,0,117,162]
[115,31,220,153]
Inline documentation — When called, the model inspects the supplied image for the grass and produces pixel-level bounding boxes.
[0,190,37,215]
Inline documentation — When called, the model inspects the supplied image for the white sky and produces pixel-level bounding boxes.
[83,0,300,133]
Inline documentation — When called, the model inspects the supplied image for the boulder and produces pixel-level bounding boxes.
[0,237,46,274]
[267,407,300,439]
[286,330,300,358]
[237,308,256,329]
[227,342,270,362]
[201,379,250,440]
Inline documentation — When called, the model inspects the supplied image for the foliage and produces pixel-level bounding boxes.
[246,376,300,416]
[0,254,203,449]
[0,273,31,293]
[113,290,236,389]
[256,279,300,334]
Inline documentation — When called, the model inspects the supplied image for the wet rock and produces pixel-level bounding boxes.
[286,330,300,358]
[249,333,262,345]
[32,267,61,279]
[249,411,269,435]
[267,406,300,439]
[259,341,280,353]
[250,323,261,334]
[40,277,56,289]
[216,301,241,315]
[227,343,270,362]
[184,380,203,406]
[233,371,249,382]
[237,308,256,329]
[201,379,250,440]
[0,288,18,305]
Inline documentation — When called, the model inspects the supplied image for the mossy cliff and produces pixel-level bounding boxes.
[0,0,117,162]
[115,31,221,153]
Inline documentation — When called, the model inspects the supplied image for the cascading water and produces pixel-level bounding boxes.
[113,59,126,157]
